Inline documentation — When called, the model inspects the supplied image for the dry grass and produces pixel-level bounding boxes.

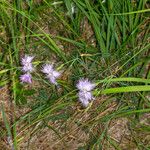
[1,84,150,149]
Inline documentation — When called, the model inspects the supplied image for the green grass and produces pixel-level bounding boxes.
[0,0,150,149]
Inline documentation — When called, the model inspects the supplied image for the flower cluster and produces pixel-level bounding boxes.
[41,64,61,85]
[20,54,96,107]
[76,79,96,107]
[20,55,34,83]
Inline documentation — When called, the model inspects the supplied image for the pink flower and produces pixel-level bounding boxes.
[78,94,89,107]
[76,78,96,107]
[42,64,61,85]
[21,55,34,73]
[20,73,32,83]
[21,55,34,66]
[76,78,95,92]
[22,63,34,73]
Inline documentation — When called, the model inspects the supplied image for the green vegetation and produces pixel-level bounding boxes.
[0,0,150,149]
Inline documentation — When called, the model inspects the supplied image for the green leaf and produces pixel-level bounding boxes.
[102,85,150,94]
[97,77,150,84]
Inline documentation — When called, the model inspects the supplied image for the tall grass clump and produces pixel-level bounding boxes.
[0,0,150,149]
